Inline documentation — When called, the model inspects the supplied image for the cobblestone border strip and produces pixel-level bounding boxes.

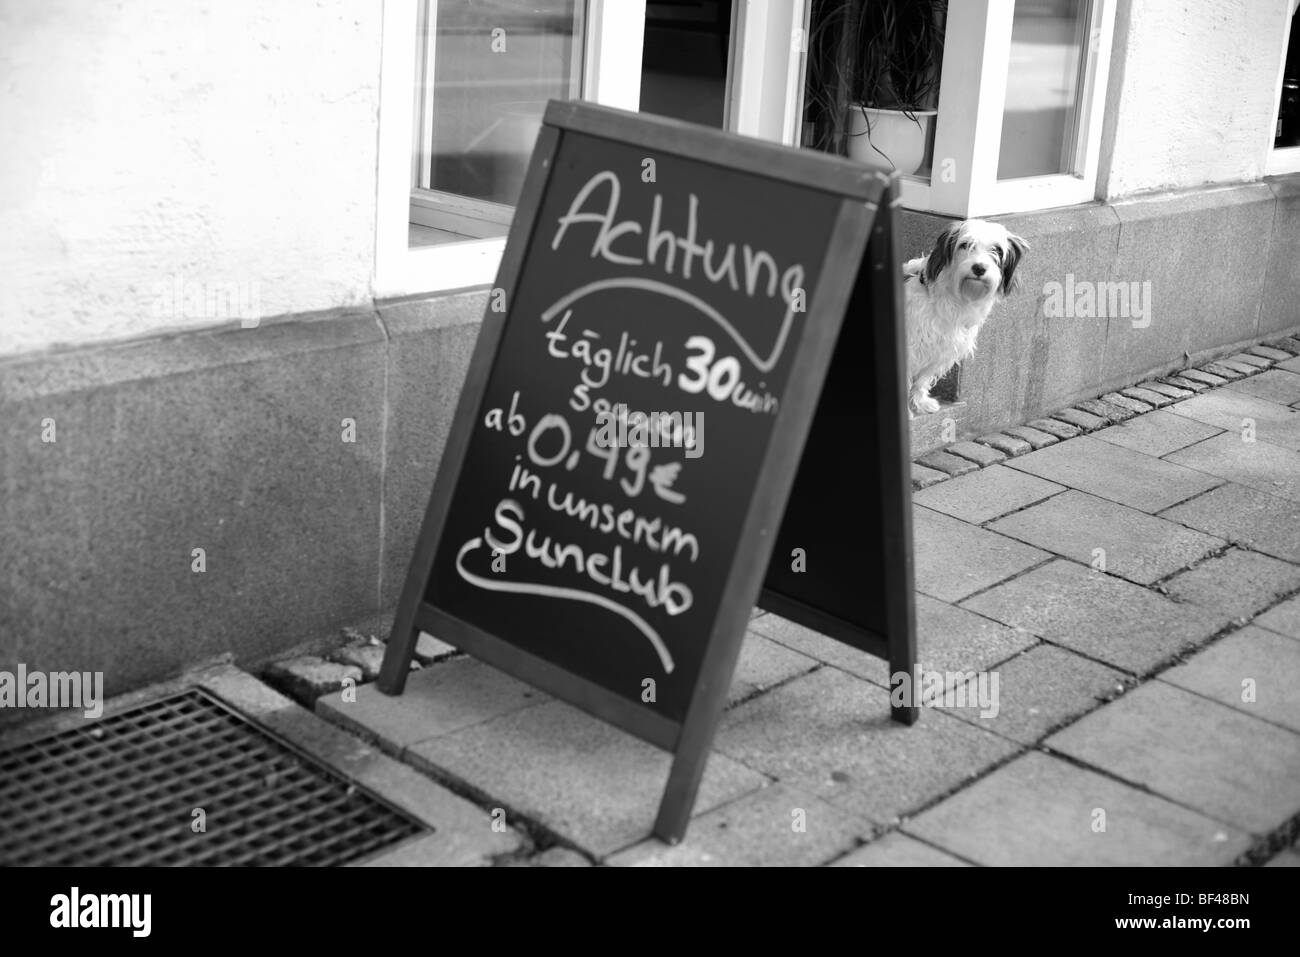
[911,337,1300,490]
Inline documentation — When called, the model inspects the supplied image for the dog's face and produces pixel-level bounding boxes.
[923,220,1027,305]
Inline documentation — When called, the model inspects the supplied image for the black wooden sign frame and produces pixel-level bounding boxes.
[378,101,914,844]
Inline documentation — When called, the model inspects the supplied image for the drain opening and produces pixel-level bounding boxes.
[0,687,427,866]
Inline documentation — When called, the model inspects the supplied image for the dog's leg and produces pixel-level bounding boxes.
[908,362,949,416]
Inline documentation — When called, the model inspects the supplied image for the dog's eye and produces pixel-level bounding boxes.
[992,247,1003,260]
[957,241,968,250]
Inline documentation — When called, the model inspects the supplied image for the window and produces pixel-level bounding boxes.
[1267,0,1300,176]
[376,0,808,299]
[798,0,1117,217]
[376,0,645,297]
[411,2,586,243]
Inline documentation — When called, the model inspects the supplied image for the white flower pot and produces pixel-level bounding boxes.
[846,106,937,175]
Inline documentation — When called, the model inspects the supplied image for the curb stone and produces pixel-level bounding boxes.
[1249,345,1292,361]
[1052,407,1108,431]
[912,464,950,490]
[1028,418,1080,439]
[977,433,1033,457]
[1138,380,1193,400]
[916,451,980,477]
[1101,392,1154,415]
[1161,375,1210,393]
[1179,368,1229,387]
[1200,361,1246,380]
[947,440,1007,466]
[1003,426,1059,449]
[1120,387,1172,408]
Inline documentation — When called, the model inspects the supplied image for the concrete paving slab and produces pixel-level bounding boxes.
[414,632,458,663]
[1168,388,1300,452]
[912,506,1051,602]
[906,752,1250,866]
[406,700,768,858]
[1281,355,1300,373]
[317,657,546,753]
[1046,681,1300,834]
[728,633,819,706]
[715,668,1019,826]
[1159,482,1300,563]
[751,598,1035,695]
[195,665,523,865]
[961,559,1230,675]
[1166,433,1300,503]
[1160,625,1300,733]
[1163,549,1300,620]
[832,831,970,867]
[988,489,1225,585]
[943,644,1133,745]
[605,782,869,866]
[1090,409,1223,457]
[912,464,1065,525]
[1224,368,1300,406]
[527,847,593,866]
[1255,594,1300,638]
[1005,436,1222,513]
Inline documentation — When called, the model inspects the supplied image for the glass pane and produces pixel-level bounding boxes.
[426,1,584,205]
[998,0,1088,180]
[1276,6,1300,149]
[640,1,731,128]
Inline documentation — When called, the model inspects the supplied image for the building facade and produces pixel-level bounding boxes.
[3,0,1299,695]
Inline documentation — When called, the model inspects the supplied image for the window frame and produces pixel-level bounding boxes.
[1265,0,1300,177]
[375,0,646,299]
[896,0,1117,218]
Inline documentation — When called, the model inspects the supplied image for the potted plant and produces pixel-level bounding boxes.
[805,0,947,175]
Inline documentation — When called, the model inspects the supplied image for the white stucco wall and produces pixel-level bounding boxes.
[0,1,381,356]
[1098,0,1293,199]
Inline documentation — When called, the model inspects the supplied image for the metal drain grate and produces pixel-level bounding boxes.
[0,688,426,866]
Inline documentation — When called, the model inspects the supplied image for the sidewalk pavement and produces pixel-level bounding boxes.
[305,339,1300,866]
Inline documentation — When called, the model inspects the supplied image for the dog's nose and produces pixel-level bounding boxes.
[971,263,986,277]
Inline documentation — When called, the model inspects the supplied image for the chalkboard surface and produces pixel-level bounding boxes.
[380,101,908,840]
[426,128,844,723]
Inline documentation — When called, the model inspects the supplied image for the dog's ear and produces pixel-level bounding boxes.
[923,222,962,286]
[999,232,1029,295]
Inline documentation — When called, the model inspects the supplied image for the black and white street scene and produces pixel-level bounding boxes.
[3,0,1300,903]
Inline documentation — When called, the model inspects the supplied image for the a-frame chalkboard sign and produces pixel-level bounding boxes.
[378,100,915,844]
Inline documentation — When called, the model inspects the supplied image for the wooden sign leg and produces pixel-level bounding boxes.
[653,710,718,844]
[376,600,420,696]
[864,180,919,726]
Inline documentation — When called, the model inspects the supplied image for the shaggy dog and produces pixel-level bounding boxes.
[903,220,1027,416]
